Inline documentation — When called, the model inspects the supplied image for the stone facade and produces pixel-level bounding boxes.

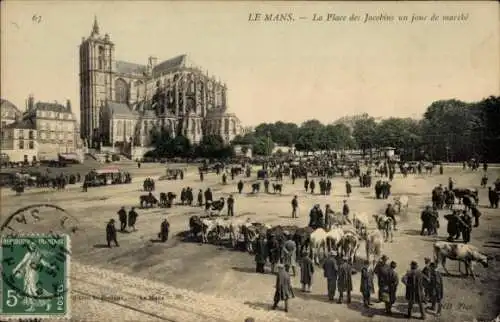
[80,17,242,155]
[0,96,81,162]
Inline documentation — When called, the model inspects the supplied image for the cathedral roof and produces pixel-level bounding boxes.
[152,54,189,77]
[115,60,147,75]
[0,99,21,119]
[107,101,137,117]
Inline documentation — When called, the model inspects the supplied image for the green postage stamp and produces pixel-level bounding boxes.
[0,233,71,319]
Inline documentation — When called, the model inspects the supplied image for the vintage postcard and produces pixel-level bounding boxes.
[1,1,499,321]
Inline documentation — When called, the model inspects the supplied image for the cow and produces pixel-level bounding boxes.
[272,183,283,194]
[392,195,409,214]
[340,231,360,265]
[433,241,491,279]
[189,215,215,243]
[352,212,370,235]
[309,228,329,265]
[325,227,344,255]
[251,182,261,193]
[373,214,394,242]
[363,230,384,263]
[139,194,158,208]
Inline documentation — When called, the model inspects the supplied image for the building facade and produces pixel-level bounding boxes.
[79,17,242,156]
[1,99,22,129]
[0,96,81,162]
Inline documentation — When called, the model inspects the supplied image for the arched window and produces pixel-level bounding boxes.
[115,78,129,103]
[143,121,148,134]
[98,46,105,70]
[224,118,229,134]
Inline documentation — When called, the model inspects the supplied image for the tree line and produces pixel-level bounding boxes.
[146,96,500,162]
[232,96,500,162]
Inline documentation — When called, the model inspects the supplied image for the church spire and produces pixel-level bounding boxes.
[91,16,100,36]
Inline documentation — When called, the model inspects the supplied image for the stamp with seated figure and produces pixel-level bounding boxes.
[0,233,71,319]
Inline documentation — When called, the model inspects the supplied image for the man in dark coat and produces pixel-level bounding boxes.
[237,180,244,194]
[324,204,334,230]
[204,188,213,210]
[383,261,399,315]
[300,252,314,292]
[254,235,268,274]
[345,181,352,198]
[360,260,375,307]
[470,205,481,227]
[448,177,454,191]
[375,180,382,199]
[291,196,299,218]
[385,203,397,231]
[461,211,473,243]
[374,255,390,302]
[268,234,280,273]
[304,179,309,192]
[106,219,119,248]
[199,170,204,182]
[428,262,444,316]
[197,189,203,207]
[323,251,339,302]
[309,180,316,194]
[272,263,294,312]
[309,205,319,229]
[222,172,227,185]
[421,257,432,303]
[128,207,138,231]
[227,195,235,216]
[117,206,127,232]
[337,257,353,304]
[342,200,352,224]
[264,178,270,193]
[420,206,432,236]
[402,261,426,319]
[159,218,170,242]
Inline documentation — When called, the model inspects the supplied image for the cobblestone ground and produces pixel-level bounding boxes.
[1,164,499,322]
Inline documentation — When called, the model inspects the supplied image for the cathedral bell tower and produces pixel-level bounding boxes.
[79,16,115,148]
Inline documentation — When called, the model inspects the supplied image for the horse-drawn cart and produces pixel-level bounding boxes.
[159,168,182,180]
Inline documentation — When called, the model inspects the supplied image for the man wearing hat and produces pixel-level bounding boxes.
[342,200,352,224]
[106,219,119,248]
[428,261,444,316]
[117,206,127,232]
[300,251,314,292]
[402,261,426,319]
[159,218,170,242]
[421,257,432,303]
[272,263,293,312]
[128,207,139,232]
[323,250,339,302]
[383,261,399,315]
[374,255,390,302]
[337,256,353,304]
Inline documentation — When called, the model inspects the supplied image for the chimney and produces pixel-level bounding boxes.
[66,99,72,111]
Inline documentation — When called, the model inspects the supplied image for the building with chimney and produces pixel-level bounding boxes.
[79,17,242,158]
[0,95,80,162]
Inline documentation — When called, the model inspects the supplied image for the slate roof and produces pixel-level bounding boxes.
[0,99,22,119]
[152,55,187,76]
[35,102,68,113]
[107,102,137,117]
[4,118,36,130]
[115,60,147,75]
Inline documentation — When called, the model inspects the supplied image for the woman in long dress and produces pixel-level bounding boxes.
[13,241,55,312]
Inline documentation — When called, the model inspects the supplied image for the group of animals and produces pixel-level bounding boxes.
[187,196,410,267]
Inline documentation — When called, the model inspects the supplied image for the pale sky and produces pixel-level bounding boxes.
[1,1,499,126]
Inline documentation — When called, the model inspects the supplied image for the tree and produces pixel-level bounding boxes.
[252,135,275,156]
[352,117,377,157]
[295,119,324,153]
[196,134,234,159]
